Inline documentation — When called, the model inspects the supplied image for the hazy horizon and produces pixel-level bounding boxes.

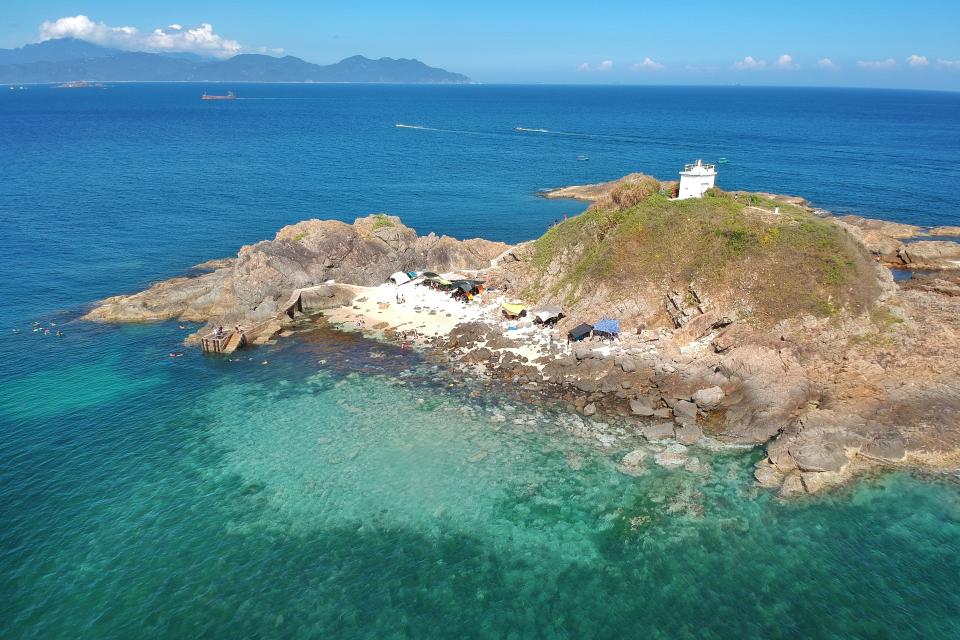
[2,2,959,90]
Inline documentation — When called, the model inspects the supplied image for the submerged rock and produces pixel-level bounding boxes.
[655,444,689,468]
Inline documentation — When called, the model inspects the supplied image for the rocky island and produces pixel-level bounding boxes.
[84,173,960,496]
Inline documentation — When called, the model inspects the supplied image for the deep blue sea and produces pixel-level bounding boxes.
[1,84,959,638]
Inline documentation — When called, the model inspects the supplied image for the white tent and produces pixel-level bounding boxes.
[388,272,411,285]
[533,305,563,323]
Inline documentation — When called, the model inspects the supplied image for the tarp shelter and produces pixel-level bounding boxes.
[452,279,484,292]
[568,323,593,342]
[389,271,411,285]
[501,302,527,318]
[421,272,440,279]
[593,317,621,336]
[533,305,563,324]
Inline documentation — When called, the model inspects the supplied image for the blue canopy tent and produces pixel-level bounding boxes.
[592,317,621,337]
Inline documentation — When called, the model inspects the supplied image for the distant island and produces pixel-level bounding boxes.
[83,169,960,497]
[0,38,473,84]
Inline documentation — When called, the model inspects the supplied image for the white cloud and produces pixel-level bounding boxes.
[632,57,664,71]
[734,56,765,70]
[856,58,896,69]
[937,59,960,69]
[37,15,247,59]
[578,60,614,72]
[906,54,928,67]
[776,54,799,69]
[817,58,836,69]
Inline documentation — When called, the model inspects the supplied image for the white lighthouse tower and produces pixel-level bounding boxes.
[677,159,717,200]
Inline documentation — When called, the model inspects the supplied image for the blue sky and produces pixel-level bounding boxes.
[2,1,959,89]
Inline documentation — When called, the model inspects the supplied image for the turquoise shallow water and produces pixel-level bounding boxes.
[2,325,959,638]
[2,85,960,638]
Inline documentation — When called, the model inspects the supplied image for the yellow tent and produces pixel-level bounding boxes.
[500,302,527,318]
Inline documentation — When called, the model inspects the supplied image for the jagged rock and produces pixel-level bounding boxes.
[718,344,812,442]
[573,378,598,393]
[779,473,806,497]
[674,422,703,445]
[640,422,675,441]
[691,386,724,411]
[800,472,825,494]
[898,241,960,269]
[574,345,599,360]
[789,443,850,473]
[671,400,698,420]
[84,214,508,330]
[582,402,597,416]
[629,398,655,417]
[859,432,907,463]
[754,462,783,488]
[619,357,637,373]
[652,407,672,419]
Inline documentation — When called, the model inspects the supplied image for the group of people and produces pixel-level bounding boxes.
[213,324,244,339]
[18,321,62,337]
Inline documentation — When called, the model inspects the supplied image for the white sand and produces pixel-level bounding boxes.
[324,277,569,362]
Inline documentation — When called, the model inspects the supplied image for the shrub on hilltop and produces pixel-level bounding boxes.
[528,189,880,325]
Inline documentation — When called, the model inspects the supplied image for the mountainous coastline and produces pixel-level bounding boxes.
[0,38,473,84]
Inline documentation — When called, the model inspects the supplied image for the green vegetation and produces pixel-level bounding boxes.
[292,231,309,242]
[371,214,395,231]
[528,183,880,324]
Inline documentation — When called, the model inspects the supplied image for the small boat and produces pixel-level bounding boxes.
[202,91,236,101]
[717,157,729,164]
[577,155,589,162]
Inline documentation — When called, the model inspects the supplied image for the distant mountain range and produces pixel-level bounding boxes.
[0,38,473,84]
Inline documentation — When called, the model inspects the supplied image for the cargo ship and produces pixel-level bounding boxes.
[201,91,236,101]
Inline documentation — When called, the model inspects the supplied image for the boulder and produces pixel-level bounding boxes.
[640,422,675,441]
[898,241,960,269]
[859,432,907,463]
[800,471,825,494]
[671,400,698,420]
[788,443,850,473]
[674,421,703,446]
[691,386,724,411]
[619,357,638,373]
[779,473,806,498]
[753,462,783,489]
[621,449,648,467]
[655,444,689,468]
[582,402,597,416]
[629,398,655,417]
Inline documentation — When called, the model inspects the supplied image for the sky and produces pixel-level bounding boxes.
[2,1,959,89]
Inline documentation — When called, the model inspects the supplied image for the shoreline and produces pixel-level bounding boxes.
[79,175,960,497]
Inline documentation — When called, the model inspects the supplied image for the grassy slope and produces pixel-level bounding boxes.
[528,190,880,325]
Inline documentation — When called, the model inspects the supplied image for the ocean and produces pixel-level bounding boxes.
[1,84,959,638]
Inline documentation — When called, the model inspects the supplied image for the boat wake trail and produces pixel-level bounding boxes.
[395,123,497,137]
[514,127,551,133]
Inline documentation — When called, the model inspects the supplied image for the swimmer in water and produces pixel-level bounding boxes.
[56,330,63,337]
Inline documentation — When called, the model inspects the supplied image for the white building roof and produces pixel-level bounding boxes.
[680,159,716,175]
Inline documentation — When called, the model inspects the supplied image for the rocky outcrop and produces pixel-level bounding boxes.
[897,241,960,270]
[834,216,960,270]
[84,215,509,333]
[83,173,960,497]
